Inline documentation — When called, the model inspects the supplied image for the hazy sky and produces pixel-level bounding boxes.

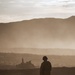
[0,0,75,22]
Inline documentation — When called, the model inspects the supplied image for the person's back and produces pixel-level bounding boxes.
[40,56,52,75]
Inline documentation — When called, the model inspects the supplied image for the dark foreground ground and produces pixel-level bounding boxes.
[0,67,75,75]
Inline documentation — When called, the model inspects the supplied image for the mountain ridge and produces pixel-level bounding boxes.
[0,16,75,24]
[0,16,75,52]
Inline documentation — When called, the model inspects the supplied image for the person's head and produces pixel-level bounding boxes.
[43,56,48,61]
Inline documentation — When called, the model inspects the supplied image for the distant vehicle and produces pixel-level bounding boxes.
[16,58,35,69]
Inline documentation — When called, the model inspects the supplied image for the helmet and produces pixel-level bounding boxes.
[43,56,48,60]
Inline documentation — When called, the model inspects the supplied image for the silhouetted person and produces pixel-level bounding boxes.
[40,56,52,75]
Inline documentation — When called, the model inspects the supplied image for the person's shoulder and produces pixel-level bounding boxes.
[47,61,50,62]
[47,61,51,64]
[41,62,44,65]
